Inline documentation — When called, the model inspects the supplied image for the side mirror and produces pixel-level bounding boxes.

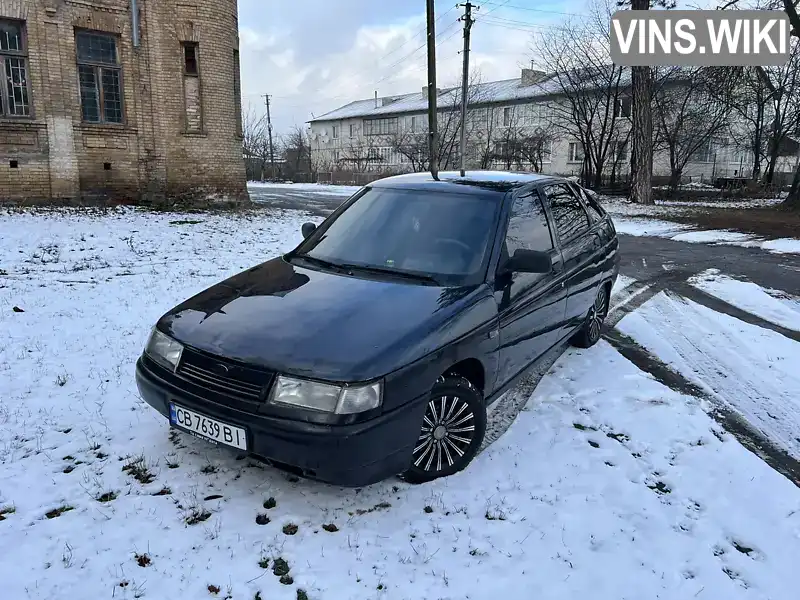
[505,249,552,274]
[301,222,317,239]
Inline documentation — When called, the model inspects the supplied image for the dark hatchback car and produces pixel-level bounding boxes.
[136,171,619,486]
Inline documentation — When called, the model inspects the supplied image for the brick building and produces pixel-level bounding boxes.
[0,0,248,204]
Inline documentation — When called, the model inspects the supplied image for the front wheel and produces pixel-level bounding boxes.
[401,375,486,484]
[570,284,609,349]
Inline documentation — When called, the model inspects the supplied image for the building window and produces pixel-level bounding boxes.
[541,139,553,162]
[503,107,511,126]
[612,140,628,162]
[349,123,355,137]
[0,19,31,117]
[615,97,632,118]
[363,117,398,136]
[183,42,199,76]
[76,31,123,124]
[410,116,417,132]
[181,42,202,132]
[691,140,714,163]
[233,50,242,137]
[568,142,584,163]
[470,108,488,127]
[332,125,338,139]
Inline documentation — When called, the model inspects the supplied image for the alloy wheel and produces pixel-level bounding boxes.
[412,395,476,473]
[587,288,608,343]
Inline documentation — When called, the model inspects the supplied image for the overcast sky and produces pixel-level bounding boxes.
[236,0,713,137]
[236,0,581,136]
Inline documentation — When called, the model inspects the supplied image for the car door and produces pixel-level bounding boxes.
[494,188,567,387]
[541,182,602,333]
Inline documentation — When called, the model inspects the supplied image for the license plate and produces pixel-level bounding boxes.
[169,403,247,450]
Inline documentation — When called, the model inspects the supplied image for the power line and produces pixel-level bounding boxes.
[479,15,594,36]
[372,16,462,88]
[480,0,511,18]
[377,2,459,64]
[480,0,581,17]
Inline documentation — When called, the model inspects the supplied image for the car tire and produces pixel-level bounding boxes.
[401,374,487,484]
[570,284,609,349]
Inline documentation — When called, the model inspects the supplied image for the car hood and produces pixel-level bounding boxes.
[158,257,494,381]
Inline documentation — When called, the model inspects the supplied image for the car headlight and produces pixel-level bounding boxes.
[144,328,184,372]
[268,375,382,414]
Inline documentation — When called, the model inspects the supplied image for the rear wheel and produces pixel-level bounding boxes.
[401,375,486,484]
[570,284,609,349]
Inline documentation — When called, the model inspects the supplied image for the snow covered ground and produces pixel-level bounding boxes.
[690,270,800,332]
[248,182,361,197]
[618,291,800,460]
[1,208,799,600]
[600,197,800,255]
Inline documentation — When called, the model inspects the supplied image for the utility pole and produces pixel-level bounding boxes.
[262,94,276,180]
[425,0,439,180]
[458,2,477,177]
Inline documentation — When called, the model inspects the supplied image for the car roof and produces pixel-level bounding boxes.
[368,170,564,195]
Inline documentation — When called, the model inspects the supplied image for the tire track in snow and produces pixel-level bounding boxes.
[480,273,800,488]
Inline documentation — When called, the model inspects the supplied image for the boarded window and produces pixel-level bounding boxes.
[0,19,31,117]
[181,42,202,132]
[233,50,243,137]
[76,31,123,124]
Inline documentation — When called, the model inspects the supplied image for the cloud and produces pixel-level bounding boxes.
[236,0,566,136]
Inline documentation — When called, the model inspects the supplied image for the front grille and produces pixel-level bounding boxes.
[177,348,273,402]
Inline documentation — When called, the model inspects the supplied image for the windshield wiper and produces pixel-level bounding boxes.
[291,254,345,271]
[293,254,441,285]
[335,263,441,285]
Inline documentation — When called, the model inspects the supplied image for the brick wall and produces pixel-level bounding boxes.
[0,0,248,205]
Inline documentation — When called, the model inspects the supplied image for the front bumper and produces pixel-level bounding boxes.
[135,357,427,487]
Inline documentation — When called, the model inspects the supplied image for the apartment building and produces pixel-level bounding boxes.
[308,67,791,183]
[0,0,247,204]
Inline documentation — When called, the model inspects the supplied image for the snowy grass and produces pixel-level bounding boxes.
[618,291,800,460]
[601,197,800,254]
[1,208,799,599]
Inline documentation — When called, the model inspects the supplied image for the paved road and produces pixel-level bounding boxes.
[250,184,800,294]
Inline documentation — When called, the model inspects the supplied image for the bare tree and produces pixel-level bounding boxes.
[491,106,527,170]
[516,125,556,173]
[283,126,314,179]
[242,104,270,181]
[653,67,735,192]
[716,0,800,206]
[758,43,800,184]
[340,135,382,172]
[390,123,429,172]
[534,0,628,188]
[472,106,499,168]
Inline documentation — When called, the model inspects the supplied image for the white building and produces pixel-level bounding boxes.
[308,67,797,186]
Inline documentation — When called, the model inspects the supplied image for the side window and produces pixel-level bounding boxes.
[504,191,554,256]
[543,184,590,243]
[570,183,604,221]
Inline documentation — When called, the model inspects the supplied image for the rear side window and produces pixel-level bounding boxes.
[542,184,590,243]
[505,191,553,255]
[571,183,604,221]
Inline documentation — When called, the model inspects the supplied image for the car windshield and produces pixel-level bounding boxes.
[293,186,501,285]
